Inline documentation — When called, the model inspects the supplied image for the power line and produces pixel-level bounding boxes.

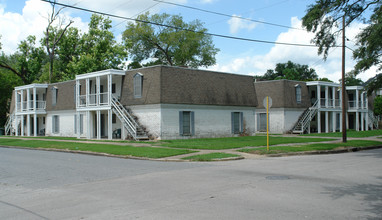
[153,0,303,30]
[41,0,320,47]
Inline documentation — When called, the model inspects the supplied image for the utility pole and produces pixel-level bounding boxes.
[341,15,347,143]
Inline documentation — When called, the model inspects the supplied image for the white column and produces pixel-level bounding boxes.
[86,78,90,107]
[355,89,359,109]
[96,76,100,106]
[361,92,364,109]
[108,109,112,140]
[361,112,365,131]
[34,114,37,136]
[77,112,81,139]
[366,112,370,131]
[339,112,343,132]
[317,85,321,108]
[15,116,19,136]
[121,124,126,140]
[332,87,336,108]
[325,86,329,108]
[21,116,24,136]
[15,90,18,113]
[97,110,101,140]
[325,111,329,133]
[108,74,112,106]
[356,112,359,131]
[20,90,24,112]
[87,111,91,139]
[75,80,79,108]
[332,112,336,132]
[26,115,30,136]
[346,113,349,129]
[317,111,321,133]
[33,87,36,111]
[26,89,30,111]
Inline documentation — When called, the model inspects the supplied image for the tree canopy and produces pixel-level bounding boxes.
[255,61,319,81]
[302,0,381,92]
[122,12,219,68]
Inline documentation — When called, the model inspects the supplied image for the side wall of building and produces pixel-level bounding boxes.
[130,104,256,140]
[255,108,305,133]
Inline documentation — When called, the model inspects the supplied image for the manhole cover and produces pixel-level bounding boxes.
[266,175,290,180]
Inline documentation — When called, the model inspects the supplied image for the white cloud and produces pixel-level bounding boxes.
[227,14,257,34]
[210,17,378,83]
[0,0,88,54]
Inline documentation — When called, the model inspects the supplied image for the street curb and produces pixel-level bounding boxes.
[263,145,382,157]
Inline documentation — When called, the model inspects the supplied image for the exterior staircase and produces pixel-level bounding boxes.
[111,96,149,141]
[291,100,319,134]
[5,113,15,136]
[368,110,379,129]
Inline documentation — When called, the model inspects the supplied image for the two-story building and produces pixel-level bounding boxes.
[5,65,380,140]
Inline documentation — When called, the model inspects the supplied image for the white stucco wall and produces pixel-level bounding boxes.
[130,104,256,140]
[256,108,305,134]
[46,110,76,137]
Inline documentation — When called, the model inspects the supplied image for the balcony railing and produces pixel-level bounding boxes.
[319,98,341,108]
[348,101,367,109]
[77,92,110,108]
[16,100,46,112]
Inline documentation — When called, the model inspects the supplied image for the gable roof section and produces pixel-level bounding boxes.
[46,80,76,111]
[160,66,257,107]
[120,65,257,107]
[254,79,310,109]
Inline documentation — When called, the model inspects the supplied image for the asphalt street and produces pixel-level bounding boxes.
[0,147,381,220]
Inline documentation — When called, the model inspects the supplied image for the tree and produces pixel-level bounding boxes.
[66,14,126,78]
[0,35,46,84]
[44,0,73,83]
[374,95,382,116]
[340,70,364,86]
[255,61,318,81]
[302,1,382,90]
[122,12,219,68]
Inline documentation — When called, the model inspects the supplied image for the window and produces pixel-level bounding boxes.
[295,84,301,104]
[112,83,116,94]
[52,115,59,134]
[258,113,267,132]
[231,112,243,134]
[179,111,194,136]
[43,117,45,125]
[134,73,143,98]
[74,114,83,134]
[52,87,58,106]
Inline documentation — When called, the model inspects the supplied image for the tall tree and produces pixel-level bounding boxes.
[67,14,126,78]
[44,0,73,83]
[255,61,318,81]
[0,36,46,84]
[302,1,382,91]
[122,12,219,68]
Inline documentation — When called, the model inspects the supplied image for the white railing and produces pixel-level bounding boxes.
[368,111,379,129]
[78,93,109,108]
[5,113,14,135]
[292,99,319,134]
[16,101,46,112]
[111,96,138,140]
[319,98,341,108]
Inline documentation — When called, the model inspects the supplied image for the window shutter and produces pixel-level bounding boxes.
[231,112,234,134]
[240,112,244,133]
[190,111,195,136]
[179,111,183,135]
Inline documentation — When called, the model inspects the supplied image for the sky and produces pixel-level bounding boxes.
[0,0,378,82]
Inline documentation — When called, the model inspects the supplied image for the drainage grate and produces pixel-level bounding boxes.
[265,175,290,180]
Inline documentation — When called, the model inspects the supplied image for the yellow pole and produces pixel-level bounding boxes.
[267,96,269,151]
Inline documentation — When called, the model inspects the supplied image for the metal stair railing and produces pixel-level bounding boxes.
[292,99,319,134]
[111,97,137,140]
[5,113,14,135]
[368,111,379,129]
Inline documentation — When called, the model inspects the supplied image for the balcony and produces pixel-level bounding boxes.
[348,101,367,110]
[319,98,341,108]
[77,92,110,108]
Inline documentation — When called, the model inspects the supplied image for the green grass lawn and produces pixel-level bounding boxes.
[182,152,241,161]
[0,138,195,159]
[160,136,335,150]
[301,129,382,138]
[239,140,382,155]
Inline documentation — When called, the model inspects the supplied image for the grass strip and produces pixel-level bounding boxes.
[0,138,194,159]
[1,136,144,144]
[301,130,382,138]
[182,152,241,161]
[160,136,335,150]
[239,140,382,155]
